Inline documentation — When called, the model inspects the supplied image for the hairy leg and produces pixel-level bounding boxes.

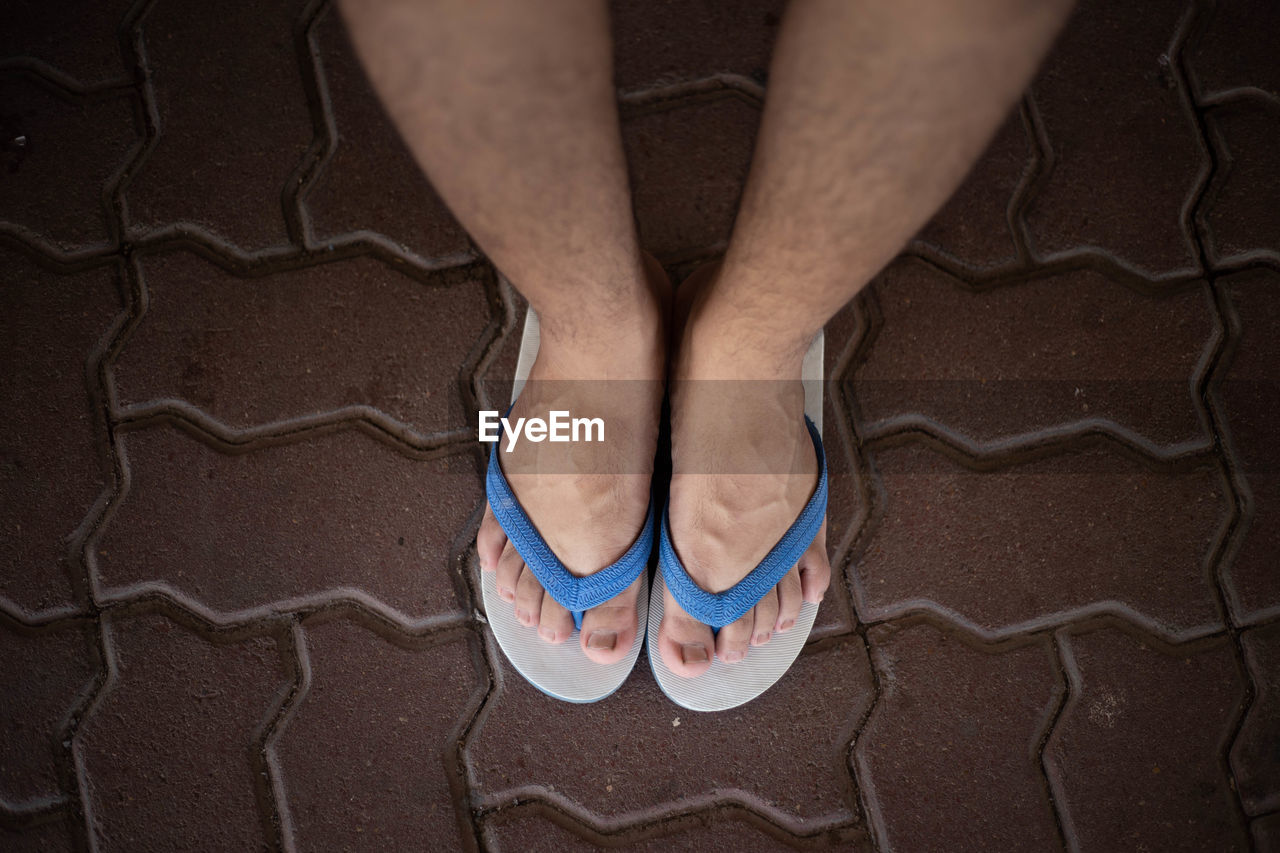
[661,0,1075,673]
[340,0,663,660]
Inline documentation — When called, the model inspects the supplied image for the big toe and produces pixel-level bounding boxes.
[657,585,715,678]
[579,575,642,665]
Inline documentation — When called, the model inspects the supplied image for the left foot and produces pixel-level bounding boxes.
[656,264,832,676]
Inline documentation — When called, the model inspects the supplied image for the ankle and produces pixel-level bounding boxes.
[677,302,814,380]
[536,301,665,380]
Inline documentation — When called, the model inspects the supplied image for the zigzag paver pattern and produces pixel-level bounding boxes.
[1,0,1277,849]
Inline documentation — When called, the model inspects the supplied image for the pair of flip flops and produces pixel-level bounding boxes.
[479,309,826,711]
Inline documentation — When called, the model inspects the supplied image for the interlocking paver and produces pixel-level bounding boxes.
[1046,627,1249,851]
[623,96,757,262]
[853,258,1215,451]
[0,616,97,808]
[912,111,1031,272]
[1,815,77,852]
[0,79,135,251]
[610,0,783,92]
[1187,0,1280,100]
[1202,102,1280,263]
[126,0,311,250]
[96,426,479,623]
[852,443,1229,637]
[1233,621,1280,816]
[77,610,291,850]
[0,0,135,86]
[855,621,1061,851]
[5,0,1280,848]
[468,637,873,832]
[1255,812,1280,852]
[276,620,482,851]
[115,251,489,438]
[305,11,472,262]
[482,805,871,852]
[1218,271,1280,619]
[1,250,120,615]
[1025,0,1204,277]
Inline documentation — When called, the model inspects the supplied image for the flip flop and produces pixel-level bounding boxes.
[480,308,652,703]
[648,332,826,712]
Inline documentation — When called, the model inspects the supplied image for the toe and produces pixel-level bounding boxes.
[798,521,832,604]
[657,585,714,677]
[579,575,641,665]
[514,566,544,627]
[751,587,778,647]
[494,540,523,603]
[715,609,753,664]
[538,595,574,644]
[776,565,803,632]
[476,504,507,573]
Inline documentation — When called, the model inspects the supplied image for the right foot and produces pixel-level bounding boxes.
[477,257,667,664]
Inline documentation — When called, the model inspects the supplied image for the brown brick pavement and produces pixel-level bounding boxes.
[2,0,1277,849]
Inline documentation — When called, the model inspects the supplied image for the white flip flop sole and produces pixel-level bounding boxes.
[648,332,825,712]
[479,309,648,703]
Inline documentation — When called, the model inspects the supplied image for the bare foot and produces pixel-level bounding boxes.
[477,257,668,663]
[656,263,832,676]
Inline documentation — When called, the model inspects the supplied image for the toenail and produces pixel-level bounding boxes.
[779,618,796,632]
[538,625,555,641]
[498,587,513,600]
[681,643,708,664]
[587,631,617,651]
[515,608,528,622]
[754,632,771,645]
[722,650,744,663]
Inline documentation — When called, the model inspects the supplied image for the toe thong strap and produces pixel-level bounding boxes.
[486,440,653,631]
[659,415,827,630]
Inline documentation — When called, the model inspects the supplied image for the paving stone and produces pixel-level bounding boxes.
[277,620,481,852]
[0,617,97,807]
[97,426,480,622]
[856,622,1061,851]
[1233,621,1280,816]
[483,805,870,852]
[0,79,135,251]
[623,96,757,262]
[1202,102,1280,262]
[1,250,120,614]
[1187,0,1280,99]
[77,611,290,850]
[912,110,1030,272]
[1219,272,1280,619]
[1255,812,1280,852]
[853,259,1215,450]
[126,0,311,250]
[1,815,77,852]
[853,443,1229,637]
[610,0,784,92]
[1025,0,1203,277]
[1046,627,1248,851]
[305,11,471,261]
[116,251,489,437]
[0,0,136,86]
[469,637,873,830]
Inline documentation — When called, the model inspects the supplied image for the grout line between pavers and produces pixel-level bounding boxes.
[1167,4,1257,842]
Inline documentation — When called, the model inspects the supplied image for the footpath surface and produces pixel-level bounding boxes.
[2,0,1278,849]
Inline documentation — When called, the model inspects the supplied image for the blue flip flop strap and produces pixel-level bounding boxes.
[659,415,827,630]
[485,430,653,631]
